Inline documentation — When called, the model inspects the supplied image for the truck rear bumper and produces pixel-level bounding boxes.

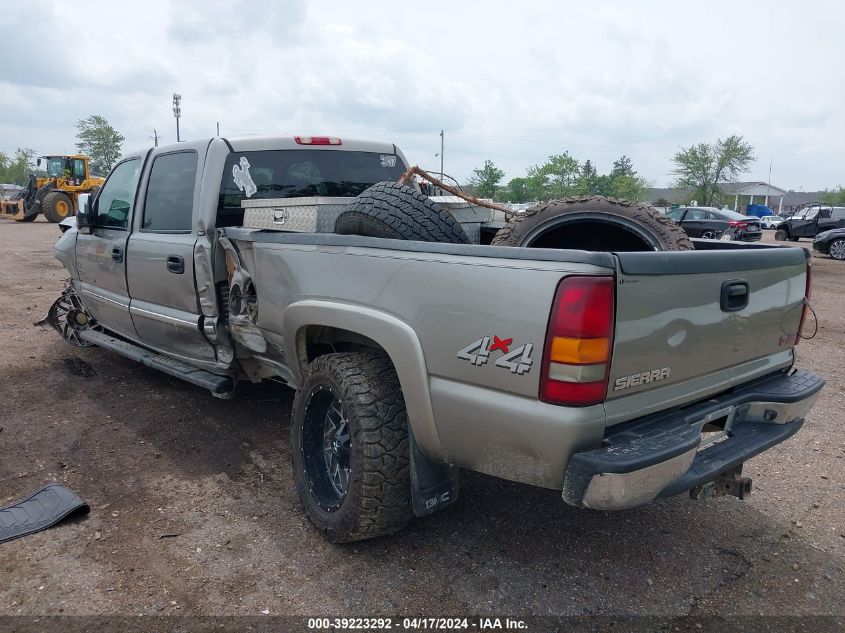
[562,369,824,510]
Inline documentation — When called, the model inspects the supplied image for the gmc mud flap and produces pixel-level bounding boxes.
[409,429,460,517]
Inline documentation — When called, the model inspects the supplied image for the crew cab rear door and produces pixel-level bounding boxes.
[125,143,215,363]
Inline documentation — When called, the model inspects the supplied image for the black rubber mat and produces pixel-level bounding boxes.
[0,483,89,544]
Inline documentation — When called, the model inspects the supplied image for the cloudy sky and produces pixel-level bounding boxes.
[1,1,843,190]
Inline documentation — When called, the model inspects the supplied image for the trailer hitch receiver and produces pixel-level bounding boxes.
[690,465,752,501]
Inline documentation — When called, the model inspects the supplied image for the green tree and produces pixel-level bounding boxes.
[527,152,580,200]
[610,155,636,179]
[821,186,845,205]
[504,177,531,203]
[0,147,37,186]
[468,159,505,199]
[575,159,602,195]
[671,135,755,206]
[607,154,647,200]
[75,115,125,173]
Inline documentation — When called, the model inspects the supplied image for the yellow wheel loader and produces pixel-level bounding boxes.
[1,155,105,223]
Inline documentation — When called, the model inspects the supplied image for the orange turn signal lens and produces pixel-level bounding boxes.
[549,336,610,365]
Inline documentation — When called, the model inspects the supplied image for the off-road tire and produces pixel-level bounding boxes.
[828,239,845,261]
[335,182,470,244]
[291,352,413,542]
[42,191,74,223]
[774,229,788,241]
[492,195,693,251]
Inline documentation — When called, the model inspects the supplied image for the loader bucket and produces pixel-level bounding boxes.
[10,201,27,221]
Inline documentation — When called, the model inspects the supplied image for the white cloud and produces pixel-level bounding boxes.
[0,0,843,190]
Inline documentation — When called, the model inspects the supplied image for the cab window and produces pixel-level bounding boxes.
[93,158,142,230]
[142,151,198,232]
[217,149,407,227]
[72,159,86,182]
[46,158,66,178]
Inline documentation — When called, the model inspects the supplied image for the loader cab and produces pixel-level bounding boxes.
[39,156,89,186]
[41,156,70,179]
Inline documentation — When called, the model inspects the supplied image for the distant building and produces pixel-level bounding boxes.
[646,181,825,215]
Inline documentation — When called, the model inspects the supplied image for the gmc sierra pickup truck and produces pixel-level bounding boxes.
[45,136,823,542]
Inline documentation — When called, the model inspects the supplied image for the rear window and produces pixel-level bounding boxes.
[715,209,748,221]
[217,149,407,224]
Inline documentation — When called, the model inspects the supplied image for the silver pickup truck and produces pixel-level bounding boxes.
[46,136,823,542]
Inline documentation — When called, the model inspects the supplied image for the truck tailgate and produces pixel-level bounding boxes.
[607,246,808,404]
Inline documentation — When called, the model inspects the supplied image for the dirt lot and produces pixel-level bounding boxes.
[0,218,843,619]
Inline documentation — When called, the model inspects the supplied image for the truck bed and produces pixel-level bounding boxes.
[221,228,810,488]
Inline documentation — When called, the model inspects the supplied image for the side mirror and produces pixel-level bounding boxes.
[76,193,93,234]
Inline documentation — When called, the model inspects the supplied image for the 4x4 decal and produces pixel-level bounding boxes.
[457,336,534,375]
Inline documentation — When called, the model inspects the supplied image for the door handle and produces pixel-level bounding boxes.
[166,255,185,274]
[111,246,123,263]
[720,280,749,312]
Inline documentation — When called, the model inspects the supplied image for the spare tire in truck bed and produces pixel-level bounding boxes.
[334,182,470,244]
[492,196,693,251]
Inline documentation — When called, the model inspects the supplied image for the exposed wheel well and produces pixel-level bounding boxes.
[297,325,388,371]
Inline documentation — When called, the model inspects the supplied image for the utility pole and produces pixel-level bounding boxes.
[439,129,444,181]
[172,93,182,142]
[766,155,773,207]
[216,121,220,136]
[151,128,159,147]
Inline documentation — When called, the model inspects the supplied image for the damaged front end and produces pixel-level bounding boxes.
[35,281,100,347]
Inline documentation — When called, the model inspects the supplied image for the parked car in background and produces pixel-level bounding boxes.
[812,228,845,261]
[760,215,784,229]
[775,205,845,242]
[665,206,762,241]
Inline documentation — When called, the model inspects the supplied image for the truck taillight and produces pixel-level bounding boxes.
[540,276,615,406]
[294,136,342,145]
[797,259,812,344]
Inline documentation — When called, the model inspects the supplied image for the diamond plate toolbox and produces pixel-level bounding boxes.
[242,197,354,233]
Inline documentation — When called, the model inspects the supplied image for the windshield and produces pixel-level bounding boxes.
[795,207,820,220]
[218,149,407,214]
[45,157,68,178]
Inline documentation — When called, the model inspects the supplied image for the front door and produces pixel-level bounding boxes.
[790,208,818,237]
[125,148,215,364]
[76,156,144,340]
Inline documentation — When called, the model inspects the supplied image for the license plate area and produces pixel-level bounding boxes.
[694,406,738,452]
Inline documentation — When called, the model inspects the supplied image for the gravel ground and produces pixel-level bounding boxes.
[0,218,842,620]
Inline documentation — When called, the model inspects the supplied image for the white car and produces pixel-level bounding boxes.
[760,215,784,229]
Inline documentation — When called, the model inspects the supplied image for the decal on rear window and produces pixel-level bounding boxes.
[232,156,257,198]
[380,154,397,168]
